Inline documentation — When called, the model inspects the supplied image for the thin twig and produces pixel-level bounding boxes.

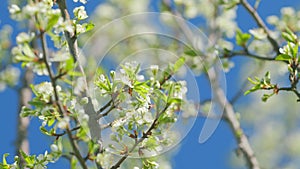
[110,104,170,169]
[97,99,113,114]
[52,126,81,137]
[225,50,276,61]
[97,104,116,119]
[278,87,300,101]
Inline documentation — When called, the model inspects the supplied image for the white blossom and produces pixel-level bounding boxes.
[76,24,85,34]
[279,43,295,55]
[281,7,295,16]
[50,144,59,152]
[23,4,39,17]
[73,0,87,4]
[267,15,279,25]
[8,4,20,14]
[36,82,53,94]
[120,75,133,88]
[16,32,35,44]
[57,116,70,129]
[73,6,88,20]
[136,75,144,81]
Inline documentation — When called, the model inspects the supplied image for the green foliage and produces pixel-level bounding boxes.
[245,71,277,102]
[2,0,300,169]
[236,29,251,47]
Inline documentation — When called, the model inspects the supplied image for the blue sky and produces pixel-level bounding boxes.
[0,0,299,169]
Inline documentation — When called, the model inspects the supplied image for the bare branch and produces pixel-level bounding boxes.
[224,50,276,61]
[97,99,113,113]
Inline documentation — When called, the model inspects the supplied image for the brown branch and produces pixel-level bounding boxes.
[240,0,279,53]
[52,126,81,137]
[97,99,113,113]
[40,29,88,169]
[55,1,103,168]
[225,50,276,61]
[97,104,116,119]
[277,87,300,101]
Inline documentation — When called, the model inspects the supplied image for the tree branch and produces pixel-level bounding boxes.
[224,50,276,61]
[97,99,113,113]
[162,1,261,168]
[56,1,103,168]
[40,29,88,169]
[97,104,116,119]
[110,104,170,169]
[275,87,300,101]
[207,67,261,169]
[240,0,279,53]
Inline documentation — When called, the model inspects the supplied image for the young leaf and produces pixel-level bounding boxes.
[275,54,291,61]
[2,154,8,165]
[46,13,60,32]
[173,57,185,72]
[236,29,251,46]
[184,49,198,57]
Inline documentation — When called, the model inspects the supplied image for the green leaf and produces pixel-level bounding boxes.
[244,86,259,95]
[167,97,182,104]
[236,29,251,46]
[282,32,296,43]
[95,80,110,92]
[2,154,8,165]
[282,27,297,43]
[47,118,56,127]
[68,71,82,77]
[261,93,274,102]
[40,126,51,136]
[184,49,198,57]
[28,100,46,107]
[65,56,74,72]
[293,44,299,58]
[82,22,94,32]
[247,77,259,85]
[0,163,9,169]
[264,71,271,84]
[154,90,167,103]
[275,54,291,61]
[173,57,185,72]
[46,13,60,31]
[70,157,77,169]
